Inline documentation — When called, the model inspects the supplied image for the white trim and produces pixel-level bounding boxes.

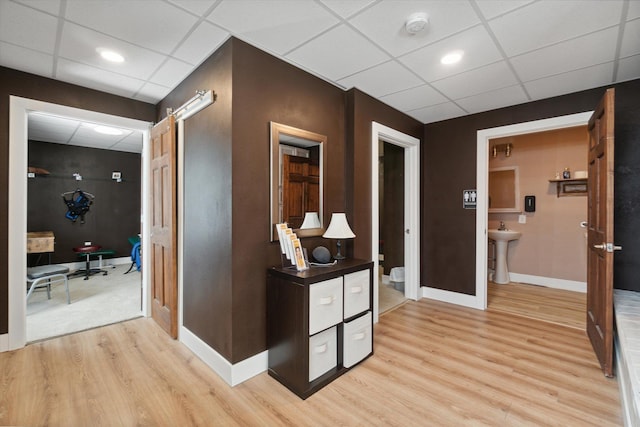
[371,122,420,323]
[177,119,185,337]
[421,286,483,309]
[509,273,586,293]
[7,96,152,351]
[0,334,8,352]
[475,112,593,310]
[179,326,268,386]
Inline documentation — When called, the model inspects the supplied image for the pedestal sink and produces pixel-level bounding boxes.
[488,229,522,284]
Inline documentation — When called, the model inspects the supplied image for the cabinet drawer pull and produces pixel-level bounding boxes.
[319,296,334,305]
[352,332,366,341]
[349,286,362,294]
[314,343,328,353]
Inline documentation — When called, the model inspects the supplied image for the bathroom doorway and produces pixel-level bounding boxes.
[475,112,593,312]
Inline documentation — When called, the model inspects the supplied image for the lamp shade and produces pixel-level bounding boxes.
[323,213,355,239]
[300,212,321,229]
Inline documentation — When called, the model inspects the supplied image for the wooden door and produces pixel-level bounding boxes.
[150,116,178,338]
[587,88,616,377]
[282,154,319,229]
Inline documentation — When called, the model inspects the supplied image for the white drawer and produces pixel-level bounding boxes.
[343,311,372,368]
[309,326,337,382]
[309,277,343,335]
[343,269,370,319]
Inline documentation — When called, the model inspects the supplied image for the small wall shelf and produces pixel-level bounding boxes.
[548,178,588,197]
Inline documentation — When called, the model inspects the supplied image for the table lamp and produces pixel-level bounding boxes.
[300,212,321,229]
[322,213,355,260]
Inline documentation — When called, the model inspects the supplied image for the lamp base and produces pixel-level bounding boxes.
[333,239,346,260]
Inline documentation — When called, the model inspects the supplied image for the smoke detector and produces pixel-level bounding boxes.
[405,12,429,35]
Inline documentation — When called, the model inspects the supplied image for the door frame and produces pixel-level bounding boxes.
[371,122,420,323]
[7,96,151,350]
[474,111,593,310]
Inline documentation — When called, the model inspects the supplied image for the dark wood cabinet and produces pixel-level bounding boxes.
[266,259,374,399]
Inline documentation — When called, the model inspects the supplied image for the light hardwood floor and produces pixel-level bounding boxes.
[0,298,620,426]
[488,281,587,330]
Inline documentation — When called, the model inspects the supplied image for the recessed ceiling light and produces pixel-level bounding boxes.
[97,48,124,63]
[94,125,123,136]
[441,50,464,65]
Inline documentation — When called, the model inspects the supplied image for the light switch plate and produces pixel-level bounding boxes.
[518,215,526,224]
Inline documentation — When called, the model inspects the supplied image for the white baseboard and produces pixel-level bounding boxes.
[59,256,131,271]
[180,326,267,386]
[509,273,586,293]
[421,286,484,310]
[0,333,8,352]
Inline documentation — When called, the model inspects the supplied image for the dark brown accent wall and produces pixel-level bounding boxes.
[423,79,640,294]
[28,141,141,264]
[347,89,423,265]
[157,38,346,363]
[0,66,155,335]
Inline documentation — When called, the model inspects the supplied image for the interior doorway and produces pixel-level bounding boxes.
[370,122,420,323]
[7,96,151,350]
[475,112,593,311]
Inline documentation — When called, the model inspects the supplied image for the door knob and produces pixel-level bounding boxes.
[580,221,588,228]
[593,243,622,252]
[593,243,606,250]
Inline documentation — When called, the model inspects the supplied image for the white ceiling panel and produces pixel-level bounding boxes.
[207,0,339,55]
[432,61,518,100]
[524,63,615,100]
[0,1,58,53]
[65,0,199,55]
[172,21,229,65]
[56,58,145,99]
[399,25,503,82]
[489,0,624,56]
[337,60,423,97]
[350,0,479,57]
[59,23,167,79]
[0,42,53,77]
[617,54,640,83]
[319,0,375,18]
[621,18,640,58]
[379,84,448,111]
[510,28,618,82]
[456,85,528,114]
[473,1,535,20]
[1,0,638,132]
[408,101,467,124]
[287,24,389,81]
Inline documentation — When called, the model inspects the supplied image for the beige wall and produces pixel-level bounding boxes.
[489,126,588,282]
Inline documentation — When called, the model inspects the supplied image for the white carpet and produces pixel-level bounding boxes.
[26,264,142,342]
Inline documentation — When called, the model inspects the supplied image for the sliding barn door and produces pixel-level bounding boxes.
[150,116,178,338]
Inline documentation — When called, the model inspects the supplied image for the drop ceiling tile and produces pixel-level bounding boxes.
[319,0,375,18]
[337,61,423,97]
[408,101,467,124]
[135,82,172,104]
[621,18,640,58]
[455,85,528,114]
[474,1,535,20]
[287,24,389,81]
[0,42,53,77]
[110,142,142,154]
[629,2,640,20]
[349,0,479,57]
[149,58,194,88]
[14,0,61,15]
[524,62,614,100]
[65,0,198,54]
[489,0,623,56]
[0,1,58,53]
[56,58,145,99]
[399,25,502,82]
[173,22,229,65]
[59,23,166,80]
[379,84,448,111]
[208,0,339,55]
[431,61,518,100]
[511,27,618,82]
[168,0,218,16]
[617,54,640,83]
